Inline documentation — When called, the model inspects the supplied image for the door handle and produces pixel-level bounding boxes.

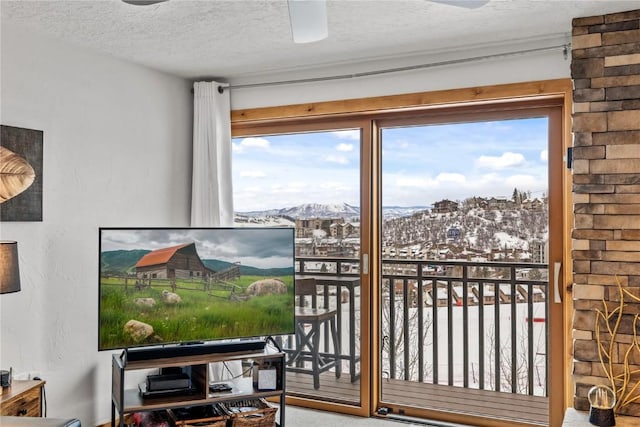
[553,261,562,303]
[362,254,369,274]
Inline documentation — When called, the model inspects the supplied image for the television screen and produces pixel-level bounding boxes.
[98,227,295,351]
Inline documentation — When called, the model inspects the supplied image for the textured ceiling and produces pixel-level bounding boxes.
[1,0,637,82]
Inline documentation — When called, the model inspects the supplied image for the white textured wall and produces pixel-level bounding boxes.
[0,23,192,425]
[0,21,571,427]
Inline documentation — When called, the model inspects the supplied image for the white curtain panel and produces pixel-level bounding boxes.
[191,81,240,381]
[191,81,233,228]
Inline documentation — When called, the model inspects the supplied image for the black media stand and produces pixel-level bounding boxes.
[111,341,285,427]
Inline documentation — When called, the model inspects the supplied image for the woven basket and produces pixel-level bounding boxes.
[222,399,277,427]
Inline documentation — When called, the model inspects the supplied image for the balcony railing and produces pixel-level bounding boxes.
[286,257,548,411]
[380,259,548,397]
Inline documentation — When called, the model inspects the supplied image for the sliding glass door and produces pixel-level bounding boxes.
[232,119,371,415]
[375,106,564,426]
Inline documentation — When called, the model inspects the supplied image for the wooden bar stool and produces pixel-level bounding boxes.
[286,277,341,389]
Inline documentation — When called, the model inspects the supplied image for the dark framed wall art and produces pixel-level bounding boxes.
[0,125,43,221]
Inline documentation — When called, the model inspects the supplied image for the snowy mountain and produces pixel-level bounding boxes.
[237,203,428,221]
[238,202,359,220]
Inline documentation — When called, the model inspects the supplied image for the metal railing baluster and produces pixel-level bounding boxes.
[479,282,485,390]
[447,279,453,386]
[432,278,439,384]
[389,278,396,379]
[463,266,469,388]
[511,267,517,393]
[528,282,534,396]
[403,278,410,381]
[494,281,501,393]
[418,263,425,383]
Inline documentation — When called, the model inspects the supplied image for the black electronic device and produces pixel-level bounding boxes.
[0,368,11,388]
[209,383,232,393]
[138,382,197,399]
[146,372,191,391]
[123,339,267,362]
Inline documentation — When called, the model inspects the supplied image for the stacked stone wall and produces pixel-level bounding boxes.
[571,9,640,417]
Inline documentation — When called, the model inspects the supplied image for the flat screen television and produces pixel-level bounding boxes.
[98,227,295,352]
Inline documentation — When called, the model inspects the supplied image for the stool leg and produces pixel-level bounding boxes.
[330,317,341,378]
[288,322,308,367]
[311,321,321,389]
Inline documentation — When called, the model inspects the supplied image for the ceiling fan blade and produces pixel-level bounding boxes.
[121,0,168,5]
[288,0,328,44]
[429,0,490,9]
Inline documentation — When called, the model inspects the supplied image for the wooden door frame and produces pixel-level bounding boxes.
[231,79,573,426]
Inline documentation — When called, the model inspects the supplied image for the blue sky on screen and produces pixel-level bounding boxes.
[101,228,294,269]
[232,117,548,212]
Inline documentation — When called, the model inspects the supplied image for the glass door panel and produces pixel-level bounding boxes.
[232,128,364,408]
[379,116,551,425]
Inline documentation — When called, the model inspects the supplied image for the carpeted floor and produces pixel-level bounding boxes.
[284,406,471,426]
[285,406,409,426]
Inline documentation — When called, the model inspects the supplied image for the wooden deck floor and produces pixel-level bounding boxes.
[381,379,548,426]
[286,371,361,405]
[285,372,548,426]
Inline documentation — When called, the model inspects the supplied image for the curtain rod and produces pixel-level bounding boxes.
[191,83,230,94]
[220,43,570,91]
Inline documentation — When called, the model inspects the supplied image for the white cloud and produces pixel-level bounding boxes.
[240,170,266,178]
[394,172,466,189]
[436,172,466,184]
[396,177,434,188]
[320,182,352,192]
[324,155,349,165]
[475,152,525,169]
[365,167,547,208]
[233,137,271,153]
[242,137,270,148]
[540,149,548,161]
[271,182,306,193]
[236,185,262,195]
[477,173,502,185]
[505,174,541,188]
[386,139,410,150]
[332,130,360,140]
[336,143,354,152]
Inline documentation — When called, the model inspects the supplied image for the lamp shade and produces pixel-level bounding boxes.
[0,241,21,294]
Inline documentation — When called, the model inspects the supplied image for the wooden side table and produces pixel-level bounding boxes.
[0,380,45,417]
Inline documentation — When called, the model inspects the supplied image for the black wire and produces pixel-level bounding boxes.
[221,361,253,380]
[33,378,47,417]
[222,361,237,379]
[265,336,282,352]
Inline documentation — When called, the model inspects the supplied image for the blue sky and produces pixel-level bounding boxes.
[232,117,548,212]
